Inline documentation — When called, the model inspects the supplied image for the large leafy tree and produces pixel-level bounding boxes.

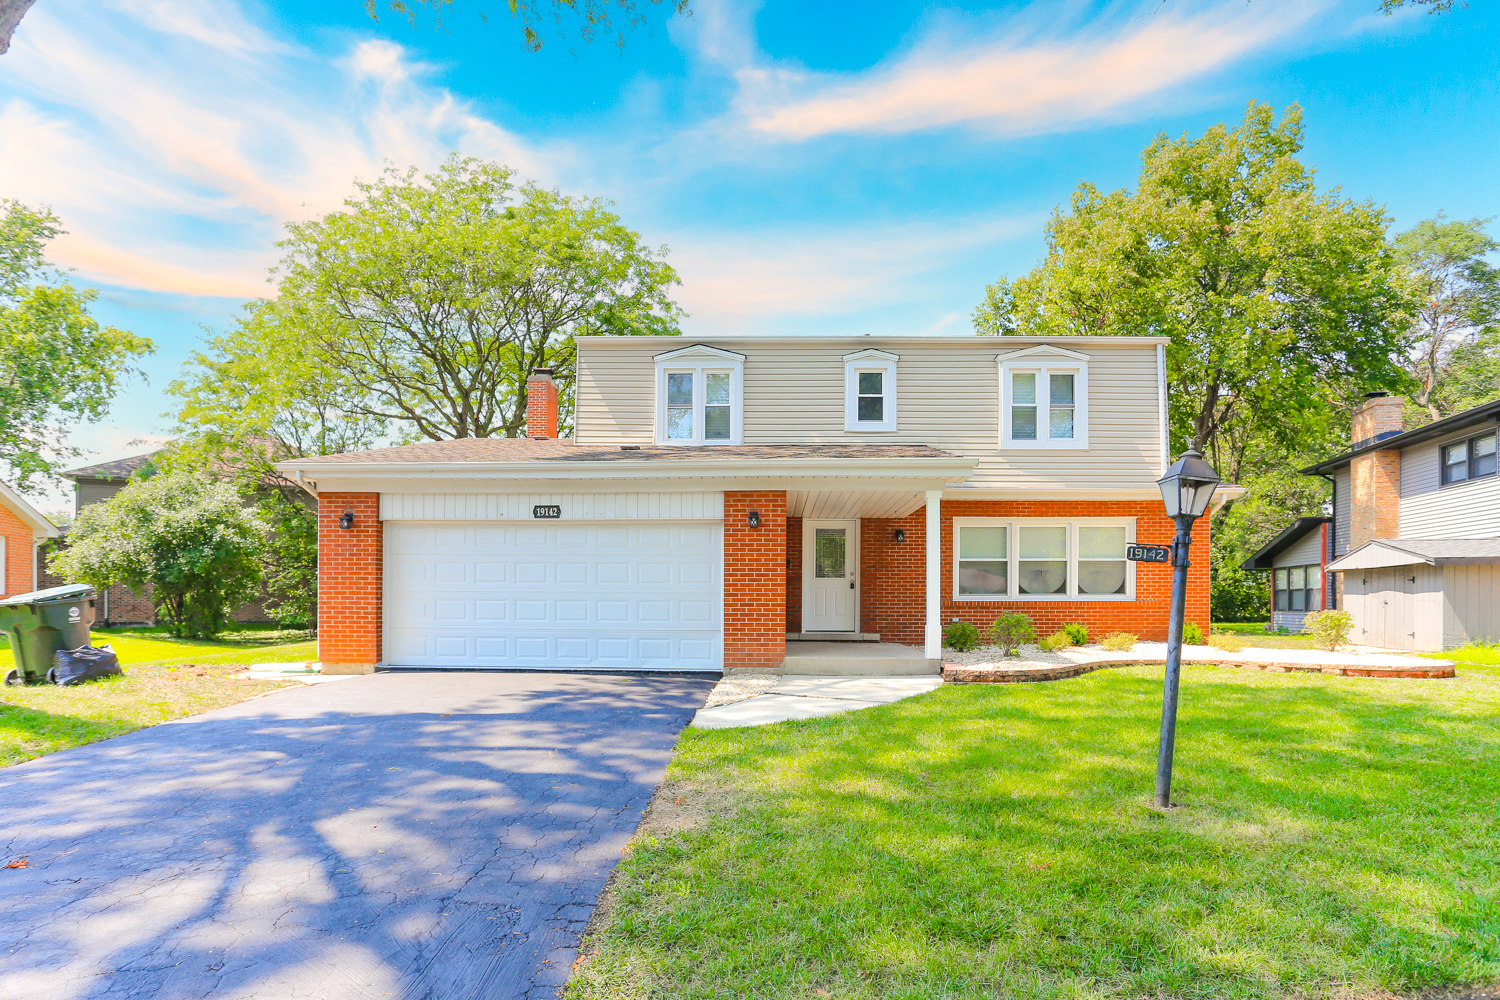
[50,472,265,639]
[265,155,681,442]
[0,201,154,488]
[973,102,1411,489]
[1393,214,1499,421]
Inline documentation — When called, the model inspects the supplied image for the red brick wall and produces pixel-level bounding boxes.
[850,500,1210,645]
[723,491,786,671]
[785,515,802,633]
[0,505,35,598]
[318,492,382,666]
[1350,449,1400,550]
[526,375,559,439]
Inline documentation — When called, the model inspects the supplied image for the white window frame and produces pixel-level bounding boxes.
[843,349,898,432]
[952,517,1136,602]
[653,344,745,445]
[996,345,1090,450]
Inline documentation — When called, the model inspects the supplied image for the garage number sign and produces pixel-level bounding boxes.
[1126,543,1171,564]
[532,505,562,519]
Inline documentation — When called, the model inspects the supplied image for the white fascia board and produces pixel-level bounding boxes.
[842,348,900,362]
[652,343,747,363]
[0,481,61,538]
[941,487,1162,501]
[276,456,978,485]
[1327,542,1431,573]
[586,334,1174,346]
[993,343,1092,363]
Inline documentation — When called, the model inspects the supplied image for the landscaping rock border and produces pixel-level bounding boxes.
[944,655,1456,683]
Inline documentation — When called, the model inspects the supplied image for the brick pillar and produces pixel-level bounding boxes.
[526,370,559,439]
[1350,449,1401,550]
[318,492,381,674]
[1352,393,1405,449]
[723,490,786,672]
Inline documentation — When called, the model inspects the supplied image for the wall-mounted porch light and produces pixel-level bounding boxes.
[339,511,355,530]
[747,511,761,529]
[893,529,906,543]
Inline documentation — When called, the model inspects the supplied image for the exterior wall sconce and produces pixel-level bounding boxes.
[339,511,355,530]
[893,529,906,543]
[747,511,761,529]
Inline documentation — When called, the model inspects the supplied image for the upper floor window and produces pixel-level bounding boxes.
[954,518,1133,601]
[843,349,898,432]
[996,345,1089,449]
[1441,431,1497,485]
[654,344,745,445]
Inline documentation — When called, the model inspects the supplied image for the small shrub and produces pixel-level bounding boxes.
[990,612,1036,656]
[1208,632,1246,652]
[1100,632,1137,652]
[1181,620,1204,645]
[1304,609,1353,652]
[1038,632,1073,652]
[943,621,982,652]
[1061,623,1090,646]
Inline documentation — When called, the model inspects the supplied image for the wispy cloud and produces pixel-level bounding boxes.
[707,0,1327,141]
[0,1,558,297]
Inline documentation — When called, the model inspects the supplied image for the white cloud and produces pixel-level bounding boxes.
[699,0,1328,141]
[0,1,559,297]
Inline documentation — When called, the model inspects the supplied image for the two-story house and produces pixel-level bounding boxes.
[1281,393,1499,651]
[278,335,1222,675]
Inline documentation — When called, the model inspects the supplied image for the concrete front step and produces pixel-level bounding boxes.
[782,641,939,676]
[786,632,881,643]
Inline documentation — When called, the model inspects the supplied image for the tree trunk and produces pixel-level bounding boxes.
[0,0,36,54]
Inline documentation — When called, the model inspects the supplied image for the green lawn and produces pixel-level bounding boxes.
[0,624,314,670]
[1212,622,1322,649]
[571,664,1500,1000]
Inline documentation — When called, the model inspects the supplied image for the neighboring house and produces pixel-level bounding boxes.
[0,481,62,598]
[1240,517,1331,632]
[279,336,1236,675]
[1261,393,1499,651]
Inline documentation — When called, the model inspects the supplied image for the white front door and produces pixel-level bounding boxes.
[802,519,858,632]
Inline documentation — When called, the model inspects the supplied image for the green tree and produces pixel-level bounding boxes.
[1393,214,1499,420]
[1209,470,1329,622]
[366,0,690,52]
[50,472,265,639]
[258,492,318,629]
[1380,0,1463,12]
[267,155,681,442]
[973,102,1411,489]
[1433,329,1500,414]
[0,200,154,488]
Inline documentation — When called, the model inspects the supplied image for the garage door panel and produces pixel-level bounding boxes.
[384,521,722,670]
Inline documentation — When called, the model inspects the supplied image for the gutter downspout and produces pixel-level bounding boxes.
[295,471,319,498]
[1316,473,1337,610]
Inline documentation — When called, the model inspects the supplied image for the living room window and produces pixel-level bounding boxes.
[996,345,1090,449]
[1441,431,1497,485]
[953,518,1134,601]
[1273,565,1322,612]
[653,344,745,444]
[843,349,898,432]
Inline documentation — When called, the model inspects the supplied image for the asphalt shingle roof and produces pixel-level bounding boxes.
[62,452,159,480]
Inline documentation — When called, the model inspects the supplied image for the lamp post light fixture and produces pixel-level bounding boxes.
[1153,448,1221,810]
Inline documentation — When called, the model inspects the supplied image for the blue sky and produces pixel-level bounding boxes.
[1,0,1497,508]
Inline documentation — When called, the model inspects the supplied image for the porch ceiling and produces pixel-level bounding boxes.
[787,489,928,519]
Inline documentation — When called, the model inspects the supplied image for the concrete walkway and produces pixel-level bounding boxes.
[0,671,715,1000]
[692,675,944,729]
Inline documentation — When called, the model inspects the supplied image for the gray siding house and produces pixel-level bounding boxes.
[1241,516,1330,632]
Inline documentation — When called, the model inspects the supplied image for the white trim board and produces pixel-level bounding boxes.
[380,492,724,521]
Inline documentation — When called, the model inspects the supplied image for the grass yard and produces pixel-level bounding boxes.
[0,626,317,766]
[572,663,1500,1000]
[1211,622,1322,649]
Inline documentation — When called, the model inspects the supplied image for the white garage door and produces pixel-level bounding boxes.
[383,521,722,670]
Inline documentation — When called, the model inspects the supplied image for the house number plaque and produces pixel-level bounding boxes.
[1126,543,1171,563]
[532,505,562,519]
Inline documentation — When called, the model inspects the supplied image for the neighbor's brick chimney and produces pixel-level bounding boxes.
[1349,392,1403,550]
[526,369,559,440]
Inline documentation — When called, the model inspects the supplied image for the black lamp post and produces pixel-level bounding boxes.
[1153,448,1221,809]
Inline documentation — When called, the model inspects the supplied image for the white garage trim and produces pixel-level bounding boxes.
[383,519,723,671]
[379,492,723,521]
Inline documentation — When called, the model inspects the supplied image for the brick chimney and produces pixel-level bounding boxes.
[526,369,559,440]
[1348,392,1403,550]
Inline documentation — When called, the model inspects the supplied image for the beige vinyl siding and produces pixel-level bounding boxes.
[1399,431,1500,539]
[1273,530,1323,568]
[1332,469,1351,556]
[575,337,1164,491]
[1443,564,1500,646]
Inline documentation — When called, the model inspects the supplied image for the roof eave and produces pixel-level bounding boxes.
[273,455,980,482]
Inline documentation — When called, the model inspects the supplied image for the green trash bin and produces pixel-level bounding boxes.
[0,584,97,686]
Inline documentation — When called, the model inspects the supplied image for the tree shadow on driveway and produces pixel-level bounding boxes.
[0,670,716,1000]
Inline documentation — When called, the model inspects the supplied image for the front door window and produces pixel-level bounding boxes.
[814,528,846,579]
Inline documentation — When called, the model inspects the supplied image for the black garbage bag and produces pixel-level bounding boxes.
[49,644,123,686]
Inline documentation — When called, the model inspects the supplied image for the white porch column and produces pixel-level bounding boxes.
[924,489,942,661]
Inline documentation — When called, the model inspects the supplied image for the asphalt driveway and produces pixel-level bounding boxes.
[0,671,716,1000]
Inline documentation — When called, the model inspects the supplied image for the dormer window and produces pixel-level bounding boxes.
[996,345,1090,449]
[654,344,745,444]
[844,349,898,432]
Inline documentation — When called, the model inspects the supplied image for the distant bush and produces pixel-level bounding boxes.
[1038,632,1073,652]
[1061,623,1090,646]
[943,621,982,652]
[1208,632,1246,652]
[1181,620,1205,645]
[990,612,1036,657]
[1304,609,1353,652]
[1101,632,1138,652]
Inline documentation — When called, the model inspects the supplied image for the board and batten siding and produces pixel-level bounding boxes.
[1443,564,1500,646]
[1398,431,1500,540]
[575,338,1164,492]
[379,492,724,521]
